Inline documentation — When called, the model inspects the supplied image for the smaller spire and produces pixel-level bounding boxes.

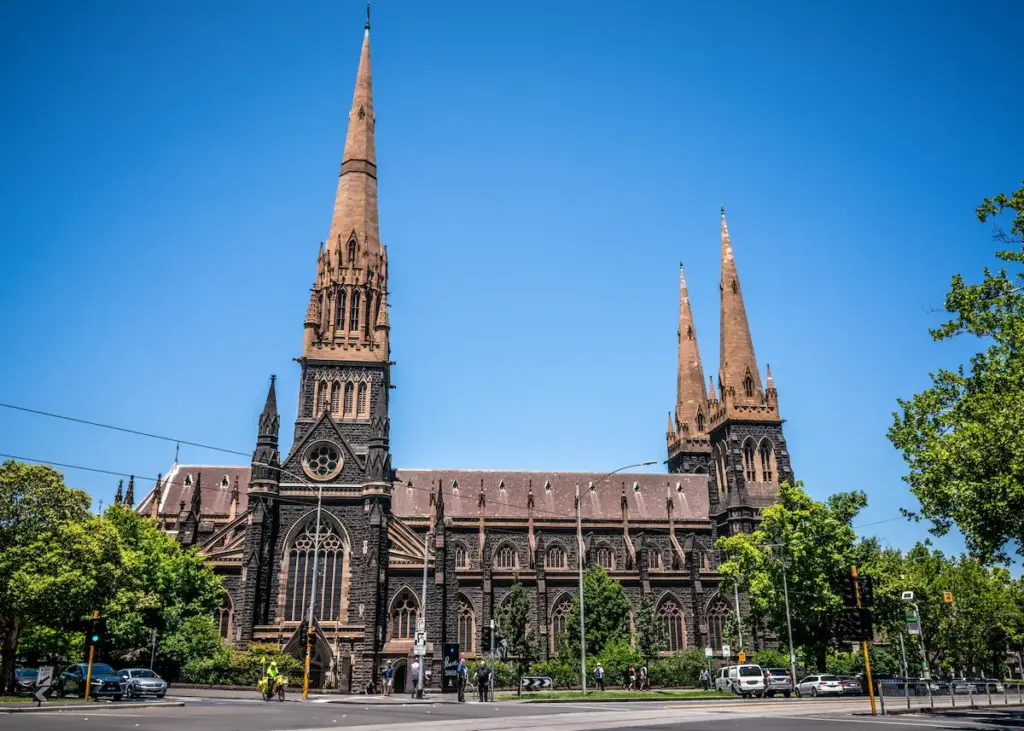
[264,374,278,414]
[766,363,775,389]
[365,2,371,31]
[114,479,124,506]
[191,472,203,516]
[151,473,163,520]
[125,475,135,508]
[666,412,675,436]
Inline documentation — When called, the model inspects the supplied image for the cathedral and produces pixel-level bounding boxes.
[134,15,794,693]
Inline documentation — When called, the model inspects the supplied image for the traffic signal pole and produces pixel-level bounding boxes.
[852,567,877,716]
[84,610,100,702]
[84,645,95,702]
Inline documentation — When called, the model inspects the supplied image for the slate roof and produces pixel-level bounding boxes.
[392,469,709,522]
[136,464,250,518]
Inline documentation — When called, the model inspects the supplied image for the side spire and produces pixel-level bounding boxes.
[125,475,135,508]
[674,262,708,436]
[719,207,763,405]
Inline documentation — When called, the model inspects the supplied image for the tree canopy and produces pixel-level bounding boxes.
[564,566,631,662]
[889,182,1024,562]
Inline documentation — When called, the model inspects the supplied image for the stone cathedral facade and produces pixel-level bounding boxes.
[135,17,795,693]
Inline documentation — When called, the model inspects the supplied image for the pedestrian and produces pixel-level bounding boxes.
[700,667,710,691]
[477,660,492,702]
[365,678,377,695]
[382,661,394,696]
[639,664,648,691]
[628,664,637,691]
[411,658,421,699]
[594,663,605,691]
[457,657,468,703]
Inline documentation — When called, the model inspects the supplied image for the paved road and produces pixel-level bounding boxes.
[3,695,1022,731]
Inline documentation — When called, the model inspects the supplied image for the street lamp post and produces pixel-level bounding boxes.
[417,529,431,699]
[253,462,323,699]
[575,460,657,693]
[903,596,931,679]
[778,548,798,691]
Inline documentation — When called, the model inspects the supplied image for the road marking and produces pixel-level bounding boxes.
[775,715,990,727]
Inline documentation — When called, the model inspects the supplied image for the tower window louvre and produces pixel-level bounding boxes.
[695,410,705,432]
[350,291,361,331]
[760,441,775,483]
[743,440,757,482]
[743,374,754,397]
[686,325,693,340]
[336,289,347,330]
[364,292,373,335]
[348,239,356,265]
[317,381,329,414]
[357,382,368,417]
[330,381,341,415]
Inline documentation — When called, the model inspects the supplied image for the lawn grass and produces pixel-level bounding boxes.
[498,689,733,701]
[0,695,85,705]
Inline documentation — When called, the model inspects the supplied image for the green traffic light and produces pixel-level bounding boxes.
[92,635,100,642]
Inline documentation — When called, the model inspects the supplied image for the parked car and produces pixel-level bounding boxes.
[836,675,862,695]
[966,677,1004,694]
[796,674,843,697]
[54,663,125,700]
[727,664,766,697]
[14,668,39,696]
[118,668,168,698]
[714,667,730,693]
[762,667,793,698]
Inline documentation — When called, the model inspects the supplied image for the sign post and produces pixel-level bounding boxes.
[722,644,731,658]
[738,651,746,663]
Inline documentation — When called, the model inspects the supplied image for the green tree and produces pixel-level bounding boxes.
[717,482,870,671]
[496,580,537,676]
[565,566,631,661]
[889,182,1024,563]
[634,593,666,660]
[0,461,120,693]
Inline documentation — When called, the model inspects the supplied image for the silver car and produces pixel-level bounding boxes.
[118,668,167,698]
[763,667,793,698]
[796,674,843,697]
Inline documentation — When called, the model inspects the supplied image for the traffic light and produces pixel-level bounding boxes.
[857,576,874,607]
[87,616,105,648]
[836,608,873,642]
[840,575,857,607]
[481,626,493,650]
[299,621,309,648]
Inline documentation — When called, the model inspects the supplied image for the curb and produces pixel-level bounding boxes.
[0,701,185,714]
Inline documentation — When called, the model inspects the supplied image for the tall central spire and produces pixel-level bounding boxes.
[675,263,708,435]
[718,207,763,404]
[303,16,389,362]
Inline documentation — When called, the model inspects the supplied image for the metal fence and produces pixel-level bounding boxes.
[873,680,1024,714]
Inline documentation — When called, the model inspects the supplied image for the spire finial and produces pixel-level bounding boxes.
[365,2,371,31]
[720,204,725,217]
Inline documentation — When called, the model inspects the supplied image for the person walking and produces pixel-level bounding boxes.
[411,658,421,699]
[477,660,492,702]
[700,667,710,691]
[594,663,605,691]
[639,664,648,691]
[382,661,394,696]
[457,657,468,702]
[628,664,637,691]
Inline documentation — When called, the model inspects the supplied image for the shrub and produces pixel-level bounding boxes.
[593,638,644,687]
[753,649,789,669]
[530,659,578,689]
[180,645,303,686]
[467,659,516,689]
[648,649,708,688]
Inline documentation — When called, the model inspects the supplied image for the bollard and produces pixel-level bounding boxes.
[927,678,934,709]
[878,682,887,715]
[986,681,991,706]
[969,680,976,709]
[950,683,956,708]
[1005,682,1008,706]
[905,679,911,711]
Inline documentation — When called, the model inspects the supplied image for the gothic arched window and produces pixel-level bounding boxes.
[336,289,347,330]
[216,595,233,642]
[546,545,567,570]
[350,291,361,332]
[364,292,373,334]
[330,381,341,415]
[390,590,418,641]
[647,549,662,570]
[455,544,469,569]
[495,545,518,570]
[743,373,754,397]
[347,239,356,266]
[344,382,355,416]
[457,597,475,653]
[759,441,775,483]
[695,410,705,432]
[550,597,572,653]
[595,546,614,570]
[658,597,687,652]
[284,519,346,622]
[743,440,757,482]
[317,381,329,415]
[357,382,368,417]
[706,600,730,653]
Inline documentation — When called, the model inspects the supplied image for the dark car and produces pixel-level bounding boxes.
[55,663,125,700]
[14,668,39,696]
[836,675,862,695]
[118,668,167,698]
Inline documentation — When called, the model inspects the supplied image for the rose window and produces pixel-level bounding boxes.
[304,442,342,480]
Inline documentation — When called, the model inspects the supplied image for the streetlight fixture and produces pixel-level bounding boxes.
[253,461,324,699]
[901,591,931,679]
[575,460,657,693]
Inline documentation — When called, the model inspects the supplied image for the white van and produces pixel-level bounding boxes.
[724,664,766,697]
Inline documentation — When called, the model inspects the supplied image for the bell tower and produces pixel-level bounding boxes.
[706,208,794,536]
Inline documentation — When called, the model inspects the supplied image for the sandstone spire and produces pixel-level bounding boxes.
[674,263,708,437]
[718,207,763,405]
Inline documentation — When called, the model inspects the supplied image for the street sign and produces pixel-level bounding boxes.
[417,618,425,632]
[943,591,953,603]
[722,644,731,657]
[414,630,427,655]
[906,611,921,635]
[704,647,713,658]
[34,666,53,704]
[520,676,553,691]
[738,652,746,663]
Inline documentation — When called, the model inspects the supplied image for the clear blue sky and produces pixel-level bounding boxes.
[1,1,1021,563]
